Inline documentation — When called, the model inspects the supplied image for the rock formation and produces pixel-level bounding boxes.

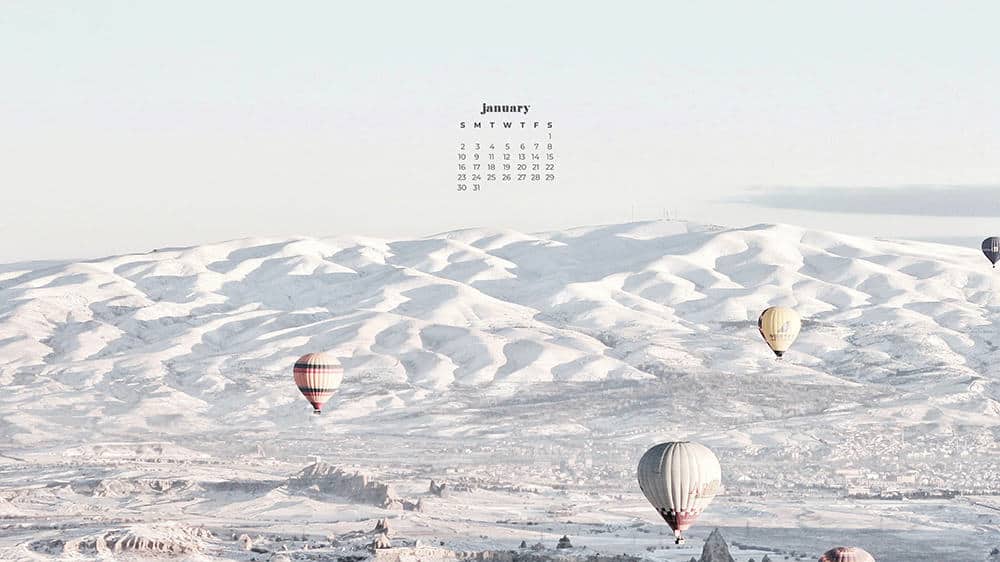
[373,518,392,537]
[430,479,449,497]
[698,528,735,562]
[372,533,392,550]
[288,462,401,508]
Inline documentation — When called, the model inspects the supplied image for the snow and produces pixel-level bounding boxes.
[1,220,999,561]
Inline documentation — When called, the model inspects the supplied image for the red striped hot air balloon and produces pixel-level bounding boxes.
[819,546,875,562]
[293,352,343,414]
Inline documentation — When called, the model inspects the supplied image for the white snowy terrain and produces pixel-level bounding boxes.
[2,220,1000,561]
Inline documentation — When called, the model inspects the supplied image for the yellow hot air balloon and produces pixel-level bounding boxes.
[757,306,800,358]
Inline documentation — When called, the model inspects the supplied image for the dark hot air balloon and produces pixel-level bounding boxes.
[982,237,1000,268]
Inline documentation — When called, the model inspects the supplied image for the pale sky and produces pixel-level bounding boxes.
[2,1,999,261]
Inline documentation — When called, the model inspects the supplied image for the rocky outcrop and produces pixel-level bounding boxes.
[288,462,400,508]
[371,533,392,550]
[430,479,449,497]
[699,529,735,562]
[373,518,392,536]
[31,524,213,556]
[89,478,192,497]
[375,546,457,561]
[374,549,641,562]
[106,525,213,555]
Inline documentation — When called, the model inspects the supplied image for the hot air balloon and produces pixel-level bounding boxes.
[293,352,343,414]
[637,441,721,544]
[758,306,801,358]
[983,237,1000,268]
[819,546,875,562]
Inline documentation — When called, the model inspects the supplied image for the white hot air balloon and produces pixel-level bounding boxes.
[637,441,722,544]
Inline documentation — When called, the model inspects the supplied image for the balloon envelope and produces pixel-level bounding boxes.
[982,237,1000,266]
[819,546,875,562]
[758,306,801,357]
[293,352,343,413]
[637,441,721,542]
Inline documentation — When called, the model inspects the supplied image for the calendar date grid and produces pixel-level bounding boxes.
[456,140,556,192]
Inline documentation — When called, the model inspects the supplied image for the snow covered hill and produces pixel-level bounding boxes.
[2,220,1000,561]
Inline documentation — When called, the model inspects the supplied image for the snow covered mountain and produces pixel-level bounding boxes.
[2,220,999,561]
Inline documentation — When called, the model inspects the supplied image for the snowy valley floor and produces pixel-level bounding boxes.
[2,438,999,561]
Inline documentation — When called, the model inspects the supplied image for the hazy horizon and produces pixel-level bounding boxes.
[2,1,998,261]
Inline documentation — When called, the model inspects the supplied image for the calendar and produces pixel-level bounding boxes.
[456,103,557,192]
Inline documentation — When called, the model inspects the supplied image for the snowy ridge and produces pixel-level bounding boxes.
[2,221,998,435]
